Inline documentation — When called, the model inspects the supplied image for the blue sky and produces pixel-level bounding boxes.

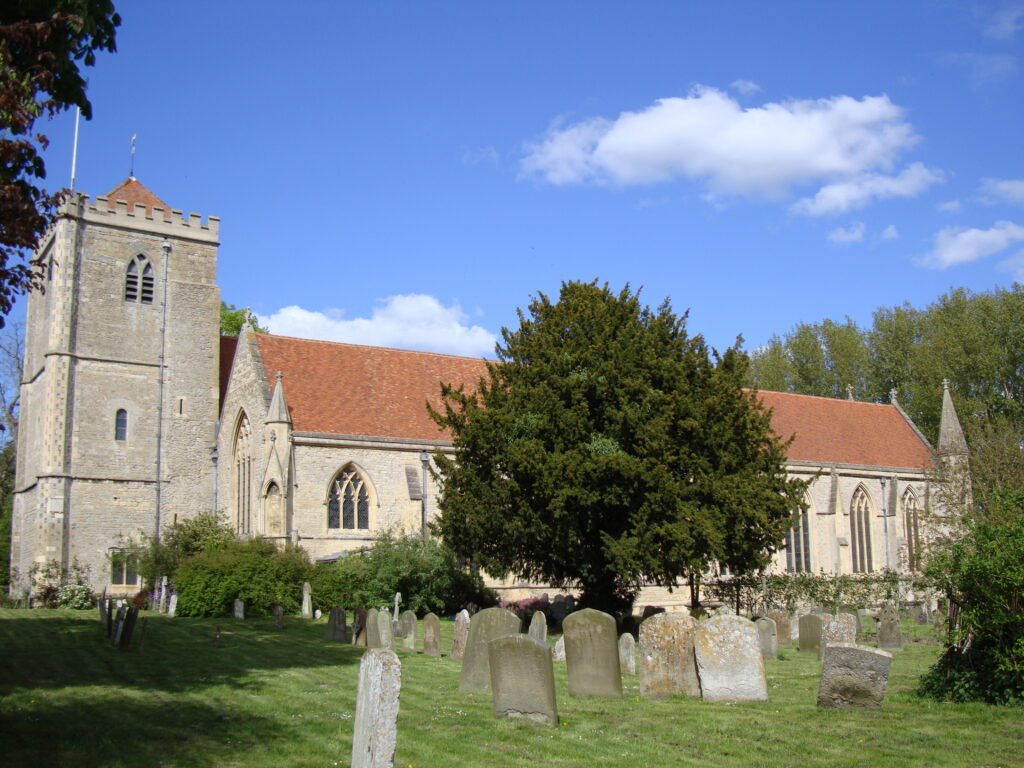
[26,1,1024,357]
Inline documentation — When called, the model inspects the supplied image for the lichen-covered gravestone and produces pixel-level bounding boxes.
[618,632,636,676]
[551,635,565,662]
[351,649,402,768]
[367,608,381,649]
[233,599,245,620]
[819,614,857,660]
[400,610,417,652]
[639,612,700,698]
[301,581,313,619]
[489,635,558,726]
[766,610,791,642]
[459,607,521,693]
[451,609,470,659]
[694,615,768,702]
[755,617,778,660]
[528,611,547,645]
[878,604,901,650]
[563,608,622,698]
[377,609,394,650]
[817,643,892,709]
[325,607,347,642]
[423,613,440,656]
[798,613,824,654]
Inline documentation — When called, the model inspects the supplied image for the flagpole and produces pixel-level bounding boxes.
[70,107,81,191]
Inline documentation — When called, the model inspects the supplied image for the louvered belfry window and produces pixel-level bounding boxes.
[125,255,155,304]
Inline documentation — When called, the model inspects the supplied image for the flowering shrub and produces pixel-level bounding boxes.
[56,584,93,610]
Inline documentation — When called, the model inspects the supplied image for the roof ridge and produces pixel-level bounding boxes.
[253,332,494,363]
[753,388,896,409]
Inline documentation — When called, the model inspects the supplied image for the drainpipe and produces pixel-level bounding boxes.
[880,477,889,570]
[154,238,171,542]
[419,450,430,541]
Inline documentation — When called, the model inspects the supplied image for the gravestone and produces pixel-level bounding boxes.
[393,592,402,622]
[488,634,558,726]
[450,609,471,660]
[528,611,547,646]
[914,603,932,625]
[933,610,946,633]
[839,609,861,633]
[99,594,108,626]
[423,613,440,656]
[641,605,666,619]
[878,604,902,649]
[755,616,778,660]
[168,593,178,618]
[400,610,417,652]
[377,609,394,650]
[366,608,381,649]
[798,613,824,654]
[563,608,622,698]
[353,606,368,646]
[551,636,565,662]
[351,649,402,768]
[233,599,245,620]
[118,607,140,651]
[325,607,347,641]
[459,607,521,693]
[766,610,791,643]
[618,632,637,676]
[638,612,700,698]
[301,581,313,619]
[820,614,858,660]
[817,643,892,709]
[314,608,322,621]
[694,614,768,702]
[273,604,284,630]
[112,605,127,645]
[159,576,169,613]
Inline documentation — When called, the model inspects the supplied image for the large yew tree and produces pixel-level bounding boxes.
[430,282,805,615]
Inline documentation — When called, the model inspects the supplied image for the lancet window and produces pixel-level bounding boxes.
[785,506,812,573]
[850,486,874,573]
[233,413,253,535]
[903,488,921,572]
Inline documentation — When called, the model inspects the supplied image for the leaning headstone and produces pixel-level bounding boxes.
[488,635,558,726]
[798,613,824,654]
[112,605,127,645]
[167,593,178,618]
[563,608,622,698]
[423,613,440,656]
[528,611,547,645]
[551,636,565,662]
[639,612,700,698]
[159,576,169,613]
[272,604,284,630]
[755,616,778,660]
[400,610,417,652]
[450,609,471,660]
[351,649,402,768]
[817,643,892,709]
[301,581,313,619]
[105,599,114,638]
[366,608,381,649]
[325,607,347,641]
[118,607,140,651]
[353,606,368,646]
[459,607,521,693]
[377,608,394,650]
[233,599,245,620]
[878,604,902,650]
[618,633,637,676]
[766,610,791,643]
[694,614,768,702]
[820,614,858,660]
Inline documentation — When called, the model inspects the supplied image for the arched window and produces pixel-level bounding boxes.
[125,255,155,304]
[114,409,128,441]
[785,506,812,573]
[328,467,370,531]
[850,486,874,574]
[903,488,921,571]
[233,413,253,535]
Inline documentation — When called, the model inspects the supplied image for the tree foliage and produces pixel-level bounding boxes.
[127,511,236,588]
[220,301,267,336]
[431,281,805,615]
[0,1,120,326]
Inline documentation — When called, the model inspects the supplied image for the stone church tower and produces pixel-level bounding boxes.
[10,179,221,593]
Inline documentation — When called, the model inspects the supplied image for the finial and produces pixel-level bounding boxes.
[889,388,898,404]
[846,384,854,401]
[129,133,137,179]
[276,371,283,383]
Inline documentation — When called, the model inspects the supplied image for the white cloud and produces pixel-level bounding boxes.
[882,224,900,240]
[793,162,943,216]
[259,294,498,358]
[922,221,1024,269]
[980,177,1024,205]
[999,250,1024,281]
[828,222,866,244]
[983,5,1024,40]
[943,52,1017,86]
[938,199,963,213]
[520,87,919,201]
[731,79,761,95]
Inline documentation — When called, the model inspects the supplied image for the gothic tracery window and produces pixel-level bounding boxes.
[125,254,155,304]
[850,485,874,574]
[785,505,812,573]
[233,413,253,535]
[328,467,370,531]
[903,488,921,571]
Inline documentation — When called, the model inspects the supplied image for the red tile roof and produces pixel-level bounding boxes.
[104,178,172,219]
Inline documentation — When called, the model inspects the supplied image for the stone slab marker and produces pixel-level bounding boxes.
[325,607,347,641]
[377,609,394,650]
[301,582,313,619]
[766,610,791,642]
[400,610,417,652]
[351,649,402,768]
[272,604,284,629]
[233,599,245,620]
[112,605,126,645]
[528,611,547,645]
[618,633,636,676]
[459,607,521,693]
[451,609,470,660]
[353,607,368,646]
[817,643,892,709]
[551,636,565,662]
[755,617,778,660]
[488,635,558,726]
[423,613,440,656]
[878,604,902,650]
[168,593,178,618]
[118,607,139,651]
[819,614,857,660]
[563,608,622,698]
[798,613,824,654]
[694,615,768,702]
[639,612,699,698]
[159,576,169,613]
[367,608,381,649]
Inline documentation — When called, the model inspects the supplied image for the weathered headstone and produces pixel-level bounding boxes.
[618,632,637,676]
[325,607,347,641]
[314,608,322,621]
[393,593,402,621]
[819,614,857,660]
[563,608,622,698]
[377,608,394,650]
[459,607,521,693]
[112,605,127,645]
[551,636,565,662]
[638,612,700,698]
[272,604,284,630]
[798,613,824,654]
[914,603,932,625]
[755,616,778,660]
[766,610,791,643]
[450,609,470,660]
[168,593,178,618]
[159,576,169,613]
[105,598,114,638]
[118,607,139,651]
[301,581,313,619]
[366,608,381,649]
[353,606,368,646]
[233,599,245,620]
[99,594,108,625]
[694,614,768,702]
[878,604,901,650]
[400,610,417,652]
[423,613,440,656]
[527,610,547,646]
[488,635,558,726]
[817,643,892,709]
[351,649,402,768]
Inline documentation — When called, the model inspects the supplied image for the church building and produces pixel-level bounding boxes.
[10,180,968,603]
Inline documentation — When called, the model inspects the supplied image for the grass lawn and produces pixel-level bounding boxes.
[0,609,1021,768]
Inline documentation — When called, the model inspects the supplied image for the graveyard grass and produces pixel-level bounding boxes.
[1,610,1022,768]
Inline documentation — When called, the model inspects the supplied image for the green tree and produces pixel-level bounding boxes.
[431,281,803,615]
[128,511,236,588]
[220,301,267,336]
[0,1,120,326]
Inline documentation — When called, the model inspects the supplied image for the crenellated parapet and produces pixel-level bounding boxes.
[69,192,220,243]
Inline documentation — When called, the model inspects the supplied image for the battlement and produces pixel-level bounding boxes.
[71,192,220,243]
